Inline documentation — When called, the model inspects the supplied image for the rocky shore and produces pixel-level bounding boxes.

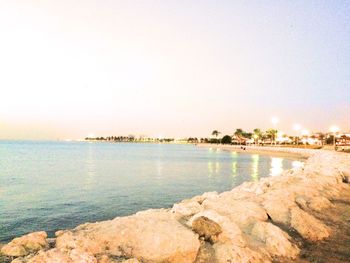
[1,147,350,263]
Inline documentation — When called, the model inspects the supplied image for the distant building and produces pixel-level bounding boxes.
[337,133,350,145]
[231,135,248,145]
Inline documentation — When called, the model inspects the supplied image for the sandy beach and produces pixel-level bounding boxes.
[197,143,310,160]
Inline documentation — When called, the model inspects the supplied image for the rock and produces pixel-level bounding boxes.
[69,249,98,263]
[2,245,27,257]
[189,192,219,205]
[341,168,350,183]
[97,255,139,263]
[189,210,245,246]
[26,248,70,262]
[202,198,268,230]
[262,188,300,225]
[171,200,203,217]
[1,231,48,257]
[192,216,222,243]
[96,255,112,263]
[24,248,97,263]
[56,210,200,263]
[295,196,308,210]
[213,243,266,263]
[296,195,333,212]
[235,181,268,195]
[11,258,26,263]
[194,241,216,263]
[290,207,330,241]
[308,196,333,211]
[223,188,263,202]
[123,259,140,263]
[251,221,299,258]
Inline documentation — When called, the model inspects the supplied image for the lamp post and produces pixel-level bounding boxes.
[329,126,339,151]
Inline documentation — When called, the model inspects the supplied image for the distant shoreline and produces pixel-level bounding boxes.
[197,143,309,160]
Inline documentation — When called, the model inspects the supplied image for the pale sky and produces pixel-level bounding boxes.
[0,0,349,139]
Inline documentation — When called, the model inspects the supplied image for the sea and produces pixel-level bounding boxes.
[0,141,302,242]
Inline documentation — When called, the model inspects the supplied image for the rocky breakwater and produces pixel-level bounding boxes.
[1,148,350,262]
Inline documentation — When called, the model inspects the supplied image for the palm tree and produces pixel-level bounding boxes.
[253,128,262,145]
[211,130,221,144]
[234,128,243,136]
[266,129,278,145]
[318,132,326,146]
[212,130,220,138]
[234,129,244,145]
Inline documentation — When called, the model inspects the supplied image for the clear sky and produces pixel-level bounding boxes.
[0,0,349,139]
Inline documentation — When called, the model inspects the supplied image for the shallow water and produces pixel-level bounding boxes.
[0,141,302,242]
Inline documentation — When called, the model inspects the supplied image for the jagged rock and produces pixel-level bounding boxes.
[11,258,25,263]
[340,168,350,183]
[192,216,222,243]
[1,231,48,257]
[96,254,140,263]
[213,243,267,263]
[262,189,297,225]
[194,241,216,263]
[251,221,299,258]
[202,199,268,230]
[122,259,140,263]
[3,245,27,258]
[171,200,203,217]
[290,207,330,241]
[234,181,267,195]
[189,210,245,246]
[308,196,333,211]
[187,192,219,207]
[295,196,308,210]
[24,248,97,263]
[97,255,114,263]
[223,188,263,202]
[56,210,200,263]
[296,195,333,212]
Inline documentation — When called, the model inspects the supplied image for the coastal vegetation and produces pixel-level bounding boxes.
[85,129,350,149]
[85,136,175,143]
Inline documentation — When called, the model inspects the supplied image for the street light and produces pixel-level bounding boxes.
[330,126,339,133]
[271,117,279,126]
[329,126,339,150]
[301,129,309,136]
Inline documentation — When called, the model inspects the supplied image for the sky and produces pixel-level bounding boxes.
[0,0,349,139]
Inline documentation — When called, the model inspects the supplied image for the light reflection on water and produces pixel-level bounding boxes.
[292,160,304,169]
[251,154,260,181]
[207,148,299,185]
[231,162,237,178]
[231,152,237,178]
[0,142,299,242]
[270,157,284,176]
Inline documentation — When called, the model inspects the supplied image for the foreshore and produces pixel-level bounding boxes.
[1,147,350,263]
[197,143,310,160]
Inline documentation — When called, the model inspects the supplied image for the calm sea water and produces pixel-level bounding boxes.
[0,141,301,242]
